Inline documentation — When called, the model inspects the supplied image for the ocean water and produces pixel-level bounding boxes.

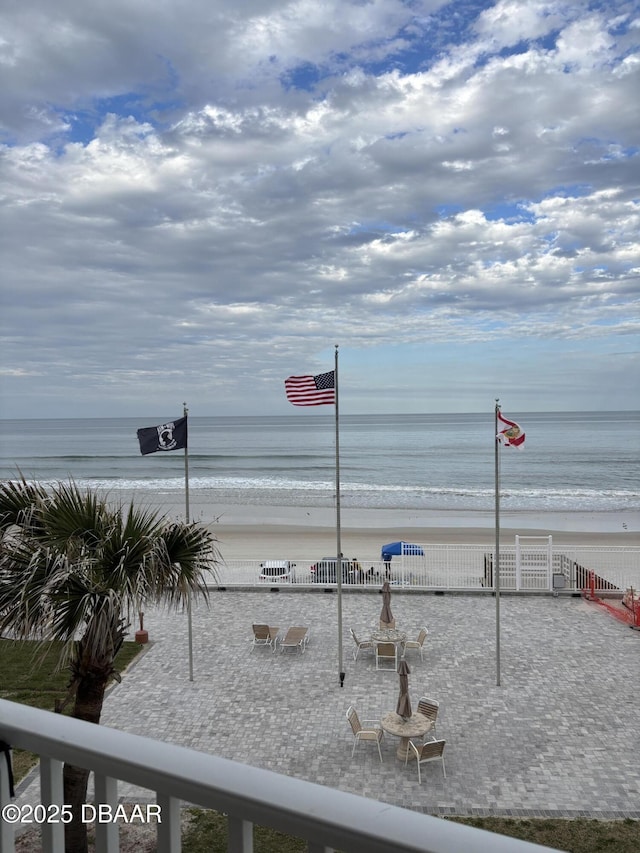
[0,412,638,514]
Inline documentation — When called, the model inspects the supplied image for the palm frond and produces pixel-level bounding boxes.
[146,521,219,606]
[0,475,49,536]
[49,571,104,641]
[0,542,66,639]
[39,481,111,552]
[122,502,166,537]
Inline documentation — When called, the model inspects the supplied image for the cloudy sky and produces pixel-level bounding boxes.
[1,0,639,419]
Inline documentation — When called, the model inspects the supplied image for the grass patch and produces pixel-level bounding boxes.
[0,638,143,782]
[447,816,640,852]
[182,809,314,853]
[180,811,640,853]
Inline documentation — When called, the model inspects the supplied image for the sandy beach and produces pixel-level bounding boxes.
[124,490,640,562]
[213,522,640,562]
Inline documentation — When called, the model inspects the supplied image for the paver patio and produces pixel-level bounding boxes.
[14,590,640,818]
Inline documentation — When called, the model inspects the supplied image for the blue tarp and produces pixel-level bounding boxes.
[381,541,424,559]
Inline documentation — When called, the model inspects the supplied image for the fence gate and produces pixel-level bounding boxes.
[514,535,553,590]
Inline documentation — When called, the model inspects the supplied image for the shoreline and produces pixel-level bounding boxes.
[126,492,639,534]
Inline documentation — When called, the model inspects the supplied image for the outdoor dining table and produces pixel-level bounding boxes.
[381,712,434,761]
[370,628,407,644]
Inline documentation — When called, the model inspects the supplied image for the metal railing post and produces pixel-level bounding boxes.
[40,756,64,853]
[157,793,181,853]
[94,775,119,853]
[0,746,15,853]
[227,816,253,852]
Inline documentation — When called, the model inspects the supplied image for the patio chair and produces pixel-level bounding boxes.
[375,641,397,671]
[346,706,384,762]
[350,628,374,661]
[251,624,279,652]
[416,697,439,738]
[403,627,428,661]
[405,739,446,783]
[280,626,309,654]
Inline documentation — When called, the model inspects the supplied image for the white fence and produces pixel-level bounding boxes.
[211,541,640,594]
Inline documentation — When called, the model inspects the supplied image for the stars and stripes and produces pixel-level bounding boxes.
[284,371,335,406]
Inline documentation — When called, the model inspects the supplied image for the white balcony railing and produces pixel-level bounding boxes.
[0,698,560,853]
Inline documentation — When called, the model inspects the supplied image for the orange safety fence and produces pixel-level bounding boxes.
[582,571,640,629]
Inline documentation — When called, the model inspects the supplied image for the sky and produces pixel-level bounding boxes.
[1,0,639,419]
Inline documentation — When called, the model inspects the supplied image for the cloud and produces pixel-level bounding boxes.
[0,0,638,416]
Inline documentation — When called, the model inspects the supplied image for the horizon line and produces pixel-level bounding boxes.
[1,409,639,422]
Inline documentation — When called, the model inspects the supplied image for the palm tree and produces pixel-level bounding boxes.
[0,477,219,853]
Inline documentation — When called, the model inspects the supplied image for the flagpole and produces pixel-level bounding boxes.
[335,345,344,688]
[494,399,501,687]
[184,402,194,683]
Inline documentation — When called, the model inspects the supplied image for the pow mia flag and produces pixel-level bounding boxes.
[137,417,188,456]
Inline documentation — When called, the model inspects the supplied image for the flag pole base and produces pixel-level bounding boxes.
[339,672,345,688]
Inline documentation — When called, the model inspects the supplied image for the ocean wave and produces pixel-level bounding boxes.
[29,475,638,512]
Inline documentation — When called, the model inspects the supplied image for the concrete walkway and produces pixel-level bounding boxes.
[16,590,640,818]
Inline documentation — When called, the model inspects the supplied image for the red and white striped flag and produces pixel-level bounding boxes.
[284,371,335,406]
[497,411,525,447]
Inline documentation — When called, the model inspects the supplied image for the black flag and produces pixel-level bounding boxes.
[137,417,187,456]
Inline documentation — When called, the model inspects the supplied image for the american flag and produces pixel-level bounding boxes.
[284,371,335,406]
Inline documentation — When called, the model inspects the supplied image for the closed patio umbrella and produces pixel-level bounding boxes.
[396,658,412,720]
[380,580,394,628]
